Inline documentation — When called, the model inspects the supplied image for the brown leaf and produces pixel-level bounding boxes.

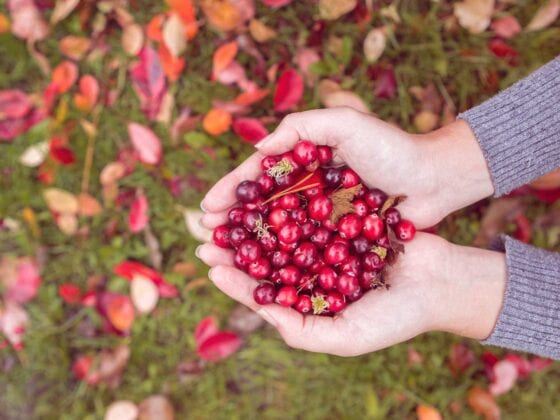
[526,0,560,31]
[330,184,363,222]
[43,188,79,214]
[467,387,501,420]
[385,229,404,265]
[78,193,103,216]
[249,19,276,43]
[59,36,91,60]
[50,0,80,24]
[363,27,386,63]
[200,0,242,32]
[172,261,197,277]
[380,195,406,217]
[318,79,341,103]
[409,83,442,114]
[97,345,131,389]
[319,0,357,20]
[122,23,145,56]
[454,0,495,34]
[144,225,162,270]
[473,198,524,247]
[138,395,175,420]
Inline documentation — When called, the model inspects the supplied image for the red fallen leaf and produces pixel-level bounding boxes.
[167,0,196,23]
[130,47,166,120]
[74,74,99,111]
[273,68,304,112]
[467,387,500,420]
[448,342,475,376]
[52,61,79,94]
[197,331,242,361]
[416,404,443,420]
[530,186,560,204]
[7,0,49,42]
[171,108,201,141]
[128,122,162,165]
[513,213,531,243]
[128,191,149,233]
[0,256,41,304]
[106,294,135,332]
[481,351,500,382]
[72,355,97,384]
[81,290,97,306]
[0,301,28,349]
[489,359,518,396]
[373,66,397,99]
[232,118,268,144]
[195,316,220,346]
[491,16,521,39]
[504,353,532,378]
[212,41,238,78]
[113,260,178,298]
[488,38,518,65]
[262,0,293,6]
[158,43,186,82]
[147,14,165,42]
[234,88,269,106]
[49,137,76,165]
[529,356,554,372]
[58,283,82,304]
[0,90,46,141]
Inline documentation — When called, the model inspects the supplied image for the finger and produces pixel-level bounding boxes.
[202,152,265,213]
[201,211,229,229]
[255,107,359,156]
[196,243,234,267]
[208,265,347,355]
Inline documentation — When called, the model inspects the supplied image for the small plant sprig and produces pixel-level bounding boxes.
[252,216,271,239]
[266,158,294,180]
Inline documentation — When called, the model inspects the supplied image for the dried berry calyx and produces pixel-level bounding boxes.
[211,141,417,316]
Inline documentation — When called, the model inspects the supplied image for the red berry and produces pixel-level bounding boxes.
[300,220,316,238]
[257,174,274,194]
[278,265,301,286]
[294,294,313,314]
[353,199,368,217]
[259,233,278,252]
[347,287,364,302]
[362,214,384,241]
[376,235,390,247]
[213,225,231,248]
[276,172,298,188]
[308,196,333,221]
[323,242,349,265]
[351,236,369,254]
[243,198,268,213]
[279,193,300,210]
[279,152,302,173]
[254,283,276,304]
[243,210,263,231]
[310,227,332,249]
[261,156,278,171]
[268,208,290,231]
[336,272,359,296]
[341,168,360,188]
[395,219,416,241]
[271,250,290,267]
[275,286,298,307]
[291,208,307,224]
[384,207,401,225]
[303,186,323,199]
[248,257,272,279]
[364,188,387,210]
[337,214,363,239]
[309,257,326,274]
[322,218,337,231]
[362,252,385,271]
[238,240,261,263]
[339,256,361,276]
[278,240,298,253]
[293,140,318,166]
[318,267,337,290]
[228,207,245,225]
[326,291,346,313]
[229,226,249,247]
[234,251,248,270]
[236,180,261,203]
[277,222,302,244]
[317,146,333,165]
[359,271,379,289]
[293,242,318,268]
[323,167,342,188]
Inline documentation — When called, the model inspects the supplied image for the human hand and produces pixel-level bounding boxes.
[197,233,506,356]
[200,107,494,230]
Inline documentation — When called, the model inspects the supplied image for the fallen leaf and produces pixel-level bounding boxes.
[74,75,99,111]
[467,387,501,420]
[295,48,320,86]
[128,122,163,165]
[416,404,443,420]
[232,118,268,143]
[234,88,269,106]
[138,395,175,420]
[490,16,521,39]
[128,191,149,233]
[97,345,131,388]
[262,0,293,7]
[0,301,28,349]
[100,161,126,186]
[19,141,49,167]
[170,108,201,141]
[52,61,79,94]
[195,316,220,345]
[488,38,518,64]
[131,274,159,314]
[43,188,79,214]
[529,356,554,372]
[0,13,9,33]
[408,345,423,366]
[503,353,532,378]
[414,111,439,133]
[0,90,45,141]
[183,208,213,242]
[122,23,145,56]
[162,13,187,57]
[489,360,518,395]
[409,83,442,113]
[106,294,135,331]
[200,0,242,32]
[363,27,386,63]
[319,0,357,20]
[78,193,103,217]
[213,41,238,77]
[50,0,79,24]
[56,212,78,235]
[58,283,82,304]
[454,0,495,34]
[113,260,178,298]
[130,47,166,120]
[321,90,369,113]
[167,0,196,23]
[104,400,139,420]
[526,0,560,31]
[203,108,232,135]
[0,256,41,304]
[8,0,49,41]
[273,68,304,112]
[249,19,276,42]
[73,355,96,383]
[197,331,242,361]
[59,36,91,60]
[448,343,475,376]
[158,43,186,82]
[372,66,397,99]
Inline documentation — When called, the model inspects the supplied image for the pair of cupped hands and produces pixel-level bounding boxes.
[197,107,506,356]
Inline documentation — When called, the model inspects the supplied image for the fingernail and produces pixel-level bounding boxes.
[257,308,278,327]
[255,133,274,149]
[195,245,203,259]
[200,200,208,212]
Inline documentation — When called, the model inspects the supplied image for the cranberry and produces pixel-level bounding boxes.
[341,168,360,188]
[253,283,276,304]
[270,270,281,283]
[243,210,262,231]
[362,252,385,271]
[308,196,333,221]
[276,172,297,188]
[347,287,364,302]
[326,291,346,313]
[304,186,323,199]
[275,286,298,307]
[323,167,342,188]
[277,222,302,244]
[213,225,231,248]
[293,242,318,268]
[236,180,261,203]
[376,235,390,247]
[324,242,349,265]
[294,294,313,313]
[318,267,337,290]
[395,219,416,241]
[279,193,300,210]
[339,256,361,275]
[310,227,332,249]
[312,287,327,298]
[291,208,307,224]
[268,208,289,231]
[243,198,268,214]
[337,214,363,239]
[309,258,326,274]
[257,174,274,194]
[300,220,316,238]
[279,152,302,173]
[322,218,337,231]
[228,207,245,225]
[261,155,278,171]
[331,235,349,247]
[317,145,333,165]
[359,271,378,289]
[365,188,387,210]
[336,272,359,295]
[384,207,401,225]
[278,240,298,253]
[259,233,278,251]
[351,236,369,254]
[293,140,318,166]
[353,199,368,217]
[234,252,248,270]
[278,265,301,286]
[238,240,261,264]
[248,258,272,279]
[362,214,384,241]
[298,273,316,291]
[230,226,249,247]
[271,250,290,267]
[269,198,281,209]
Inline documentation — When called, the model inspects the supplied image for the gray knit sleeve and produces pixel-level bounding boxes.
[458,56,560,196]
[482,236,559,360]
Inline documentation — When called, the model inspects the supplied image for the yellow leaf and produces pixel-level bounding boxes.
[200,0,242,32]
[121,24,144,56]
[319,0,357,20]
[43,188,79,214]
[526,0,560,31]
[454,0,495,34]
[363,27,386,63]
[249,19,276,43]
[162,13,187,57]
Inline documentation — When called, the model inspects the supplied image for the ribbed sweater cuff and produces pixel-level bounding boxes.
[481,235,560,360]
[458,56,560,196]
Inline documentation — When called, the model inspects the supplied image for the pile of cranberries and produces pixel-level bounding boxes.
[212,140,416,315]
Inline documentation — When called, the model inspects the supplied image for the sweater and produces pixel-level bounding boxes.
[459,56,560,360]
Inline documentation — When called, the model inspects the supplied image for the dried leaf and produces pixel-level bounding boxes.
[122,24,145,56]
[50,0,79,24]
[262,0,293,6]
[104,401,139,420]
[128,122,163,165]
[183,208,213,242]
[0,301,28,349]
[526,0,560,31]
[162,13,187,57]
[8,0,49,41]
[197,331,242,361]
[330,184,362,223]
[372,65,397,99]
[74,75,99,111]
[416,404,442,420]
[488,39,518,64]
[490,16,521,39]
[414,111,439,133]
[195,316,220,345]
[51,60,78,94]
[363,27,386,63]
[59,36,91,60]
[200,0,242,32]
[249,19,276,42]
[128,191,149,233]
[100,162,126,186]
[0,256,41,304]
[43,188,79,214]
[113,260,178,298]
[97,345,131,388]
[489,360,518,396]
[202,108,232,135]
[448,343,475,376]
[273,68,304,112]
[138,395,175,420]
[234,88,269,106]
[106,295,135,331]
[213,41,238,77]
[78,193,103,216]
[232,118,268,143]
[321,90,369,113]
[0,13,9,33]
[131,274,159,314]
[19,141,49,167]
[130,47,166,120]
[409,83,442,114]
[319,0,357,20]
[454,0,495,34]
[227,305,265,335]
[467,387,501,420]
